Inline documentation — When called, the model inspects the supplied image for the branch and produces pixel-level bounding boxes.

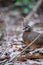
[24,0,42,21]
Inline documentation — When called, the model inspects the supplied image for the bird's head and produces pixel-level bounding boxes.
[23,25,31,32]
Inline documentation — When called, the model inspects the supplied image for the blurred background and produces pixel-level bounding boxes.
[0,0,43,65]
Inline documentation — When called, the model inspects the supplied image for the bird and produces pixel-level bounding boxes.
[22,25,43,49]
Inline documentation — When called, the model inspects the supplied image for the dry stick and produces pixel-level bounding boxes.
[24,0,42,21]
[30,48,43,55]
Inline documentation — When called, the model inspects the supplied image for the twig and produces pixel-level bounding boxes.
[30,48,43,55]
[24,0,42,21]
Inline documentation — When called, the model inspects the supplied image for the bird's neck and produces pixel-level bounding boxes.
[24,31,30,34]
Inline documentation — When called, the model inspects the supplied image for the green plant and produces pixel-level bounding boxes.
[13,0,36,16]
